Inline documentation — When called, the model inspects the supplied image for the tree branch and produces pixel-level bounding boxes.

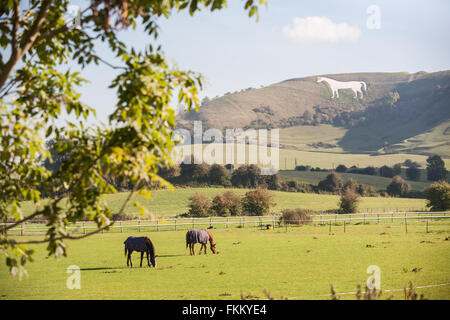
[0,0,53,90]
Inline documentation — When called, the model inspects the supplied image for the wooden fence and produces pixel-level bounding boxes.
[1,211,449,236]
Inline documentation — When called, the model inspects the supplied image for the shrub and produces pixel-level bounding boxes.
[387,175,411,197]
[335,164,347,173]
[280,209,313,225]
[295,165,311,171]
[210,191,242,216]
[241,188,276,216]
[424,181,450,211]
[187,193,212,217]
[339,189,361,214]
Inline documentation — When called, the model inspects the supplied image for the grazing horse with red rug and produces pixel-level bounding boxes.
[124,236,157,268]
[186,229,217,255]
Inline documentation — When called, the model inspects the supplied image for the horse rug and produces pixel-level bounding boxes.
[188,229,209,244]
[124,236,148,252]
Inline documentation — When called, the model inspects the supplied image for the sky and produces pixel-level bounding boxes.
[69,0,450,124]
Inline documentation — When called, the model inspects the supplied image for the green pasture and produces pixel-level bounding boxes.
[1,219,449,300]
[19,188,429,219]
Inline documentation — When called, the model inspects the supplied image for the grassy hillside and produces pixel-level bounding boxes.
[177,71,450,157]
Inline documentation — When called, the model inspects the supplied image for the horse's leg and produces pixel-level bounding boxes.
[128,251,133,267]
[140,252,144,267]
[147,252,150,267]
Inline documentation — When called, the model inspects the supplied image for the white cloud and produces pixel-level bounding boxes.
[282,16,361,44]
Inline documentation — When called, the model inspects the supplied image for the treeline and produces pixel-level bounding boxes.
[160,163,312,193]
[296,155,448,182]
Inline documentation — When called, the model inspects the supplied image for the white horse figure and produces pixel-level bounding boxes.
[317,77,367,99]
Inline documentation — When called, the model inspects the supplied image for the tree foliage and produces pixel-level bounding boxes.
[0,0,267,278]
[424,181,450,211]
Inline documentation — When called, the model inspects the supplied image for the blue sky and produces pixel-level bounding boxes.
[72,0,450,124]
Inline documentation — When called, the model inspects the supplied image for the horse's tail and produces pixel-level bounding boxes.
[186,231,189,250]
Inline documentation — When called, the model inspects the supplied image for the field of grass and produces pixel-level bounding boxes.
[279,170,432,192]
[1,220,449,300]
[20,188,430,219]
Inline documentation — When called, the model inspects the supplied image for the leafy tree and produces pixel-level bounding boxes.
[387,176,411,197]
[426,155,447,181]
[211,191,242,216]
[405,166,421,181]
[318,173,344,193]
[379,165,395,178]
[339,189,361,214]
[393,163,402,175]
[187,193,212,217]
[241,188,275,216]
[424,181,450,211]
[335,164,347,173]
[0,0,267,278]
[209,164,231,186]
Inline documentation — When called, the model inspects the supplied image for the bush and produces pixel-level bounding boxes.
[335,164,347,173]
[187,193,212,217]
[424,181,450,211]
[387,175,411,197]
[280,209,313,225]
[210,191,242,216]
[241,188,276,216]
[339,189,361,214]
[295,165,311,171]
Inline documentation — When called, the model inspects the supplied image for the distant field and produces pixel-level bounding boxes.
[21,188,429,219]
[174,141,440,170]
[1,222,449,299]
[279,170,432,192]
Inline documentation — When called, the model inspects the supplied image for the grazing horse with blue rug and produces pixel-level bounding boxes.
[186,229,217,255]
[124,236,157,267]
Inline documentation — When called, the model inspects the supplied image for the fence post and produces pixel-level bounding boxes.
[83,222,86,235]
[344,220,346,233]
[192,218,194,229]
[139,220,141,232]
[329,220,331,233]
[175,219,177,231]
[377,214,379,224]
[120,221,123,233]
[243,217,245,228]
[426,219,429,233]
[157,220,159,232]
[405,217,408,233]
[21,222,24,236]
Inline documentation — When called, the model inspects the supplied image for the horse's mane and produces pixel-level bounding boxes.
[205,230,215,245]
[144,237,156,258]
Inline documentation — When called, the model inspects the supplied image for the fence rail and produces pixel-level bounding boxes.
[1,211,449,236]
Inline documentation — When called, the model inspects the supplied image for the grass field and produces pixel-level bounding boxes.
[19,188,430,219]
[1,220,449,300]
